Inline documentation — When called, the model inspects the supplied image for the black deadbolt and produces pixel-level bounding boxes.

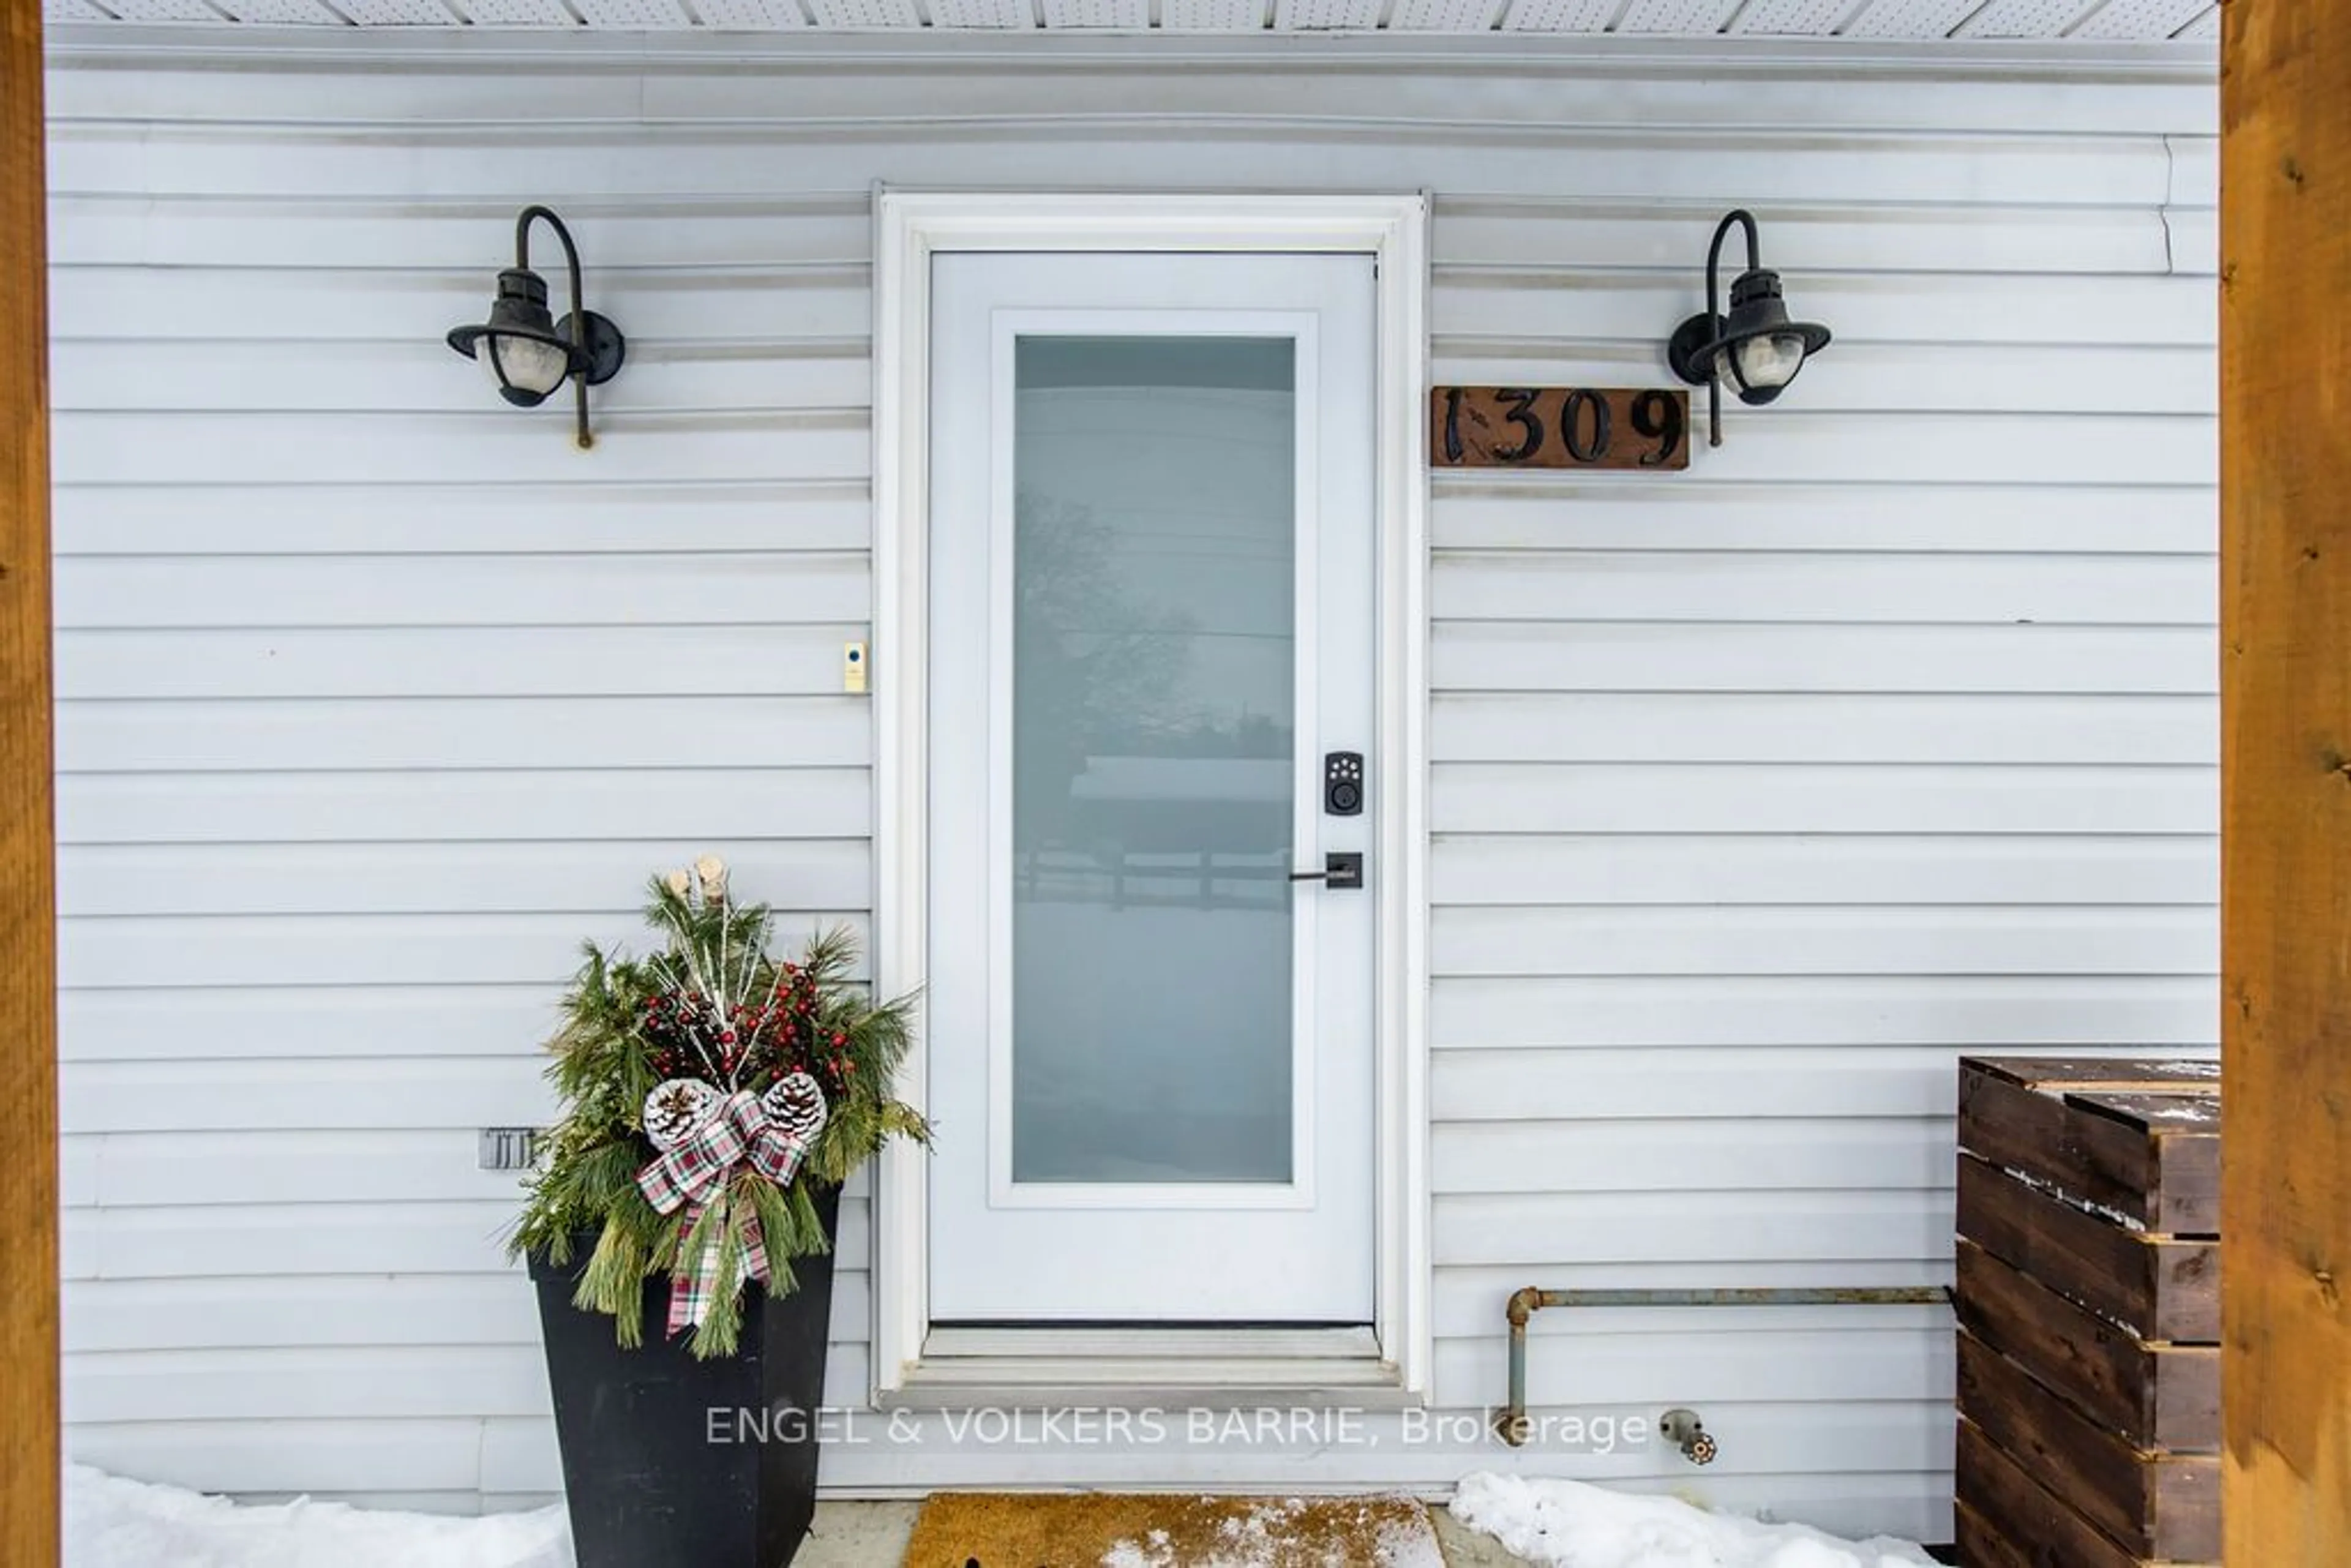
[1325,751,1364,816]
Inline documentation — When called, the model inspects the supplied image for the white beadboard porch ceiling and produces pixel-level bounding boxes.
[41,0,2221,40]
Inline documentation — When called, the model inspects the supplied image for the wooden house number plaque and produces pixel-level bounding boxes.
[1431,386,1691,472]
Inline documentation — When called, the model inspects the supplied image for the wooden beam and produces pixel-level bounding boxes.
[2222,1,2351,1560]
[0,0,56,1559]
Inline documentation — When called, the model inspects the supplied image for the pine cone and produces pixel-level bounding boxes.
[643,1078,722,1151]
[762,1071,829,1145]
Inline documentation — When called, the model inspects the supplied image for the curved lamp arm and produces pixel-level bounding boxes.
[1698,209,1760,449]
[1702,210,1760,342]
[515,205,596,450]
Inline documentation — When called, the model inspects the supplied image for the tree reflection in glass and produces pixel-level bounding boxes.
[1008,336,1299,1186]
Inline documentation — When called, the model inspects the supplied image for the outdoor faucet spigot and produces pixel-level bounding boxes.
[1660,1408,1717,1465]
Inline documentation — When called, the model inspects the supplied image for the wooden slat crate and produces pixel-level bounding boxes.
[1954,1156,2218,1344]
[1954,1056,2221,1568]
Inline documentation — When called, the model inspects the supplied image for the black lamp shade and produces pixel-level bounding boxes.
[448,206,627,449]
[1666,210,1831,449]
[1711,268,1832,405]
[1671,268,1834,408]
[447,268,583,408]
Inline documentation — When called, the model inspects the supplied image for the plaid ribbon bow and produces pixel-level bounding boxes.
[636,1088,816,1337]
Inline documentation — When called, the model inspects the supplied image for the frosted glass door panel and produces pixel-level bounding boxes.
[927,250,1375,1322]
[1010,336,1297,1185]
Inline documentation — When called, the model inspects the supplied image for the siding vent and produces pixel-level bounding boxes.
[478,1130,541,1172]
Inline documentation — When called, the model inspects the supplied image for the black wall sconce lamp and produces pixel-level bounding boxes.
[446,204,626,451]
[1667,209,1831,449]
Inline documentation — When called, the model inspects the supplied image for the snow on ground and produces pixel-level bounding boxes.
[66,1466,572,1568]
[1449,1474,1938,1568]
[69,1463,1940,1568]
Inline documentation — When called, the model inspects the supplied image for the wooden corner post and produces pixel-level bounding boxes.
[2222,1,2351,1560]
[1,0,58,1559]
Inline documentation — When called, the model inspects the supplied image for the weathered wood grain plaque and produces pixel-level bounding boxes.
[1431,386,1690,471]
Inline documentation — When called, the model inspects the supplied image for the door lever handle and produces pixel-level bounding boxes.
[1289,852,1364,890]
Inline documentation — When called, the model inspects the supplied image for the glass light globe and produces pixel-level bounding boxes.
[482,334,572,398]
[1730,331,1809,391]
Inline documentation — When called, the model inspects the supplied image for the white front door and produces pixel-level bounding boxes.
[926,252,1378,1323]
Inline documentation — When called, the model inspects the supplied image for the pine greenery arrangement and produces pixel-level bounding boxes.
[511,857,928,1359]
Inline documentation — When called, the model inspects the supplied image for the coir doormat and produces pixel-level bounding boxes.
[901,1491,1446,1567]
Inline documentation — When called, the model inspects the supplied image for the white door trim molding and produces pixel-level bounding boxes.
[871,189,1431,1400]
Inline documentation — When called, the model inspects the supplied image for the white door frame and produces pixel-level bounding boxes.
[871,189,1431,1400]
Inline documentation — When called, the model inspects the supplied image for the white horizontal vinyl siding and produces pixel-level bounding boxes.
[45,29,2218,1542]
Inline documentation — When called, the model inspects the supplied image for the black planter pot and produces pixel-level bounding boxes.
[527,1182,840,1568]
